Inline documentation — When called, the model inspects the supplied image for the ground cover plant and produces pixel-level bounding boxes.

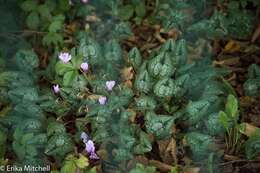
[0,0,260,173]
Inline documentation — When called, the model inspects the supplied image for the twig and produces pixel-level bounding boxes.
[219,159,260,166]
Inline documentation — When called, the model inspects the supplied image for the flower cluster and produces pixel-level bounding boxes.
[80,132,99,160]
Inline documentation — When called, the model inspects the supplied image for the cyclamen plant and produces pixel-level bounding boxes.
[50,35,235,172]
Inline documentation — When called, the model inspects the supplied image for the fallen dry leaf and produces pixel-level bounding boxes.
[251,25,260,42]
[121,67,134,81]
[224,154,240,161]
[157,138,177,165]
[184,167,200,173]
[149,160,173,173]
[224,40,241,53]
[87,94,102,100]
[214,57,241,66]
[240,123,259,137]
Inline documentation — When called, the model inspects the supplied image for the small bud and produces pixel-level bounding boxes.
[80,62,89,72]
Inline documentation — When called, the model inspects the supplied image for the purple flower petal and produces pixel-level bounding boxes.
[80,132,90,143]
[105,81,116,91]
[80,62,89,72]
[85,140,95,153]
[53,84,60,94]
[59,52,72,63]
[89,152,99,160]
[98,96,107,105]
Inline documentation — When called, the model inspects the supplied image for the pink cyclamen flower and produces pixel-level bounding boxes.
[59,52,72,63]
[81,0,89,3]
[81,132,99,160]
[98,96,107,105]
[85,140,95,153]
[89,152,99,159]
[53,84,60,94]
[105,81,116,91]
[80,62,89,72]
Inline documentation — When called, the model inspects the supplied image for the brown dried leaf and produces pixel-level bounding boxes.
[213,57,240,66]
[157,138,177,165]
[121,67,134,81]
[224,40,241,53]
[149,160,173,173]
[87,94,101,100]
[251,25,260,42]
[127,109,137,123]
[85,15,101,22]
[240,96,256,107]
[241,123,259,137]
[184,167,200,173]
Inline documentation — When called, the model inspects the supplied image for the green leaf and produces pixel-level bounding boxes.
[71,55,83,68]
[37,4,51,19]
[128,47,142,70]
[75,154,89,169]
[13,141,26,160]
[136,96,157,110]
[49,20,64,33]
[21,0,38,12]
[8,87,39,103]
[0,130,7,158]
[148,52,175,78]
[0,71,18,87]
[129,163,156,173]
[145,112,175,139]
[15,50,39,72]
[85,167,97,173]
[119,5,134,20]
[26,12,40,30]
[21,133,34,145]
[186,100,210,124]
[134,131,152,154]
[206,113,225,135]
[185,132,213,160]
[63,70,78,87]
[135,2,146,18]
[218,111,229,131]
[245,129,260,159]
[55,61,74,75]
[243,79,260,96]
[135,67,152,93]
[45,134,74,158]
[225,94,238,118]
[47,121,66,137]
[154,78,175,98]
[61,160,77,173]
[43,32,63,46]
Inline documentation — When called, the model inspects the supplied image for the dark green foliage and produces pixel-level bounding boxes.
[145,112,175,139]
[0,49,47,166]
[0,0,257,172]
[244,64,260,96]
[129,163,156,173]
[156,0,255,40]
[0,0,29,58]
[245,129,260,159]
[185,132,213,160]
